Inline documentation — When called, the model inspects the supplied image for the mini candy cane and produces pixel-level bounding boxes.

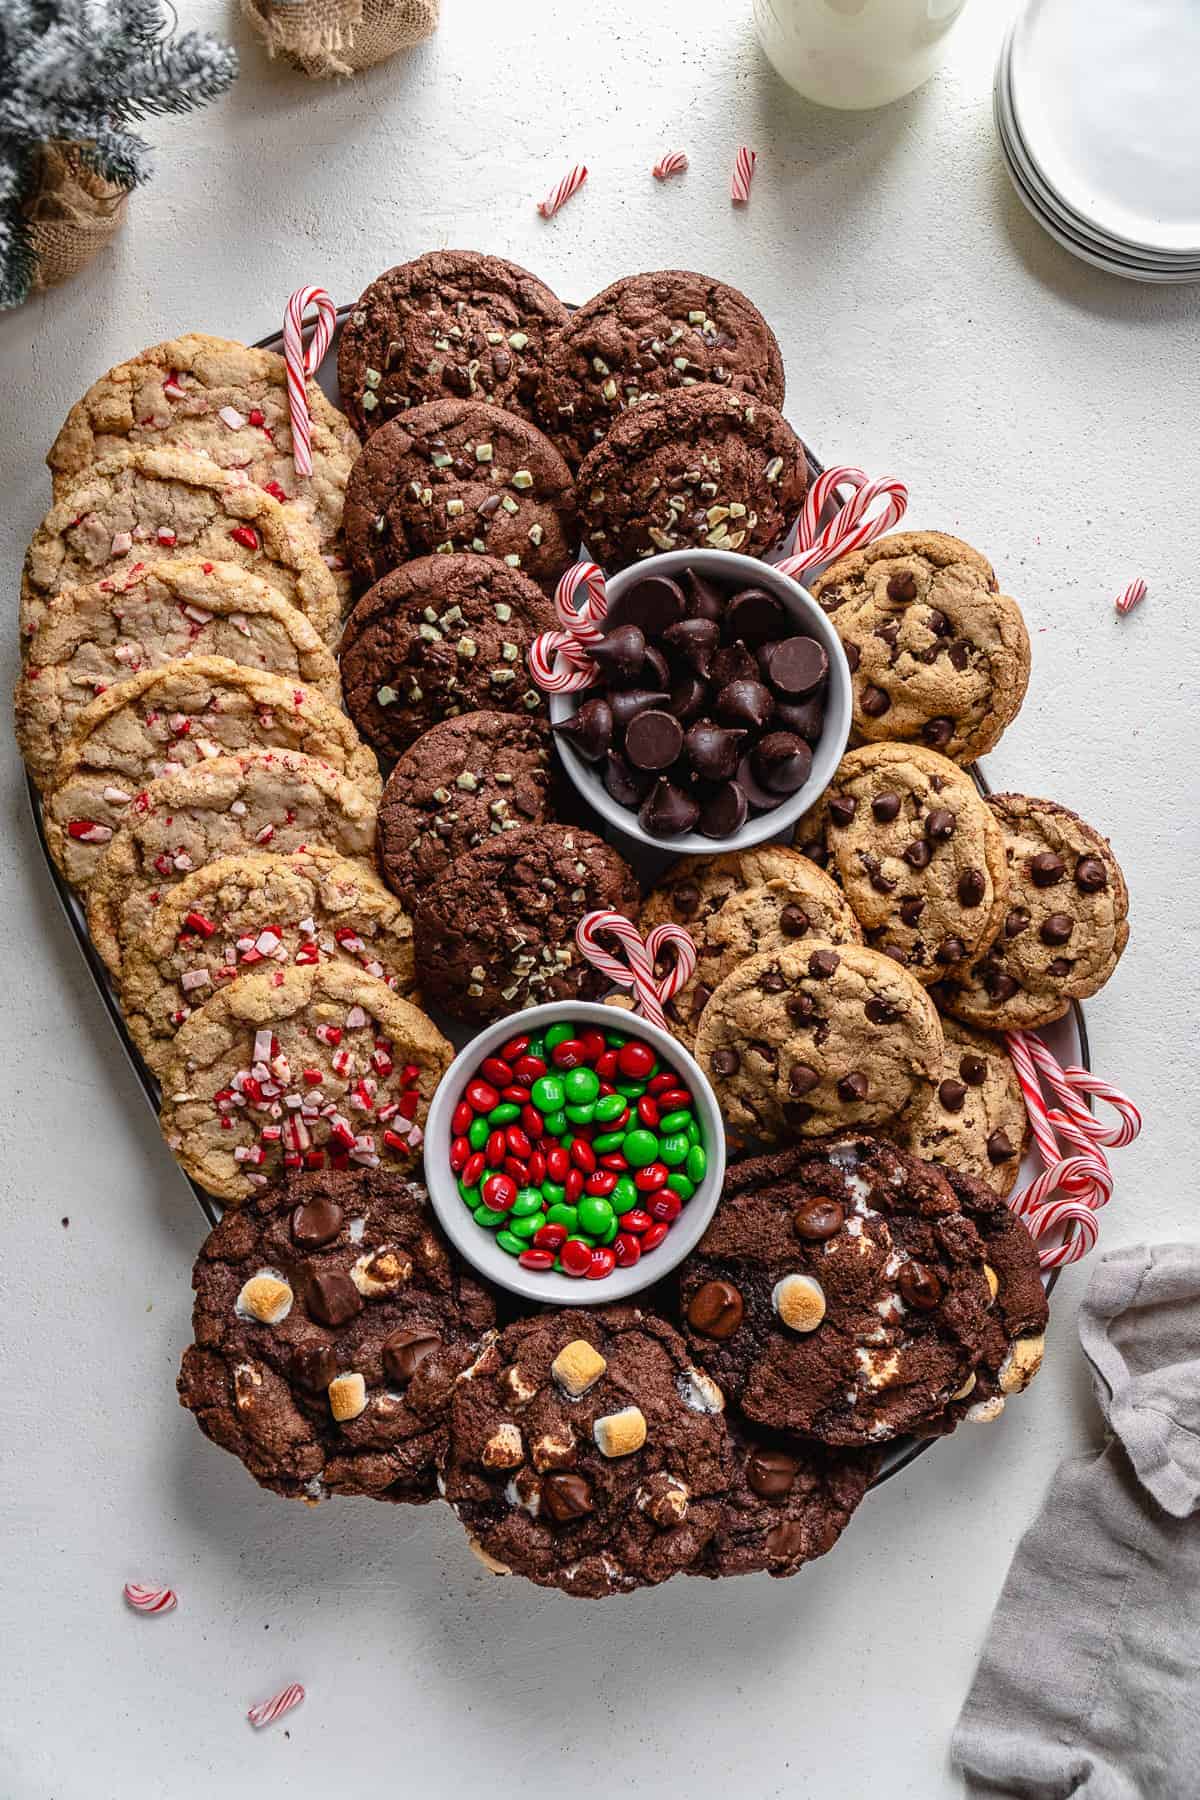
[731,146,757,204]
[1007,1032,1142,1151]
[653,150,688,180]
[537,164,588,219]
[123,1583,177,1615]
[247,1683,305,1729]
[528,561,609,694]
[283,286,336,479]
[775,467,909,584]
[1115,578,1147,616]
[575,911,697,1032]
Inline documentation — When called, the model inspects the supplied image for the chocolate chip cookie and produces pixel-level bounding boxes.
[177,1169,494,1502]
[342,399,577,593]
[679,1135,991,1444]
[22,446,341,648]
[440,1306,732,1597]
[338,555,554,759]
[811,531,1031,763]
[640,845,862,1046]
[412,823,639,1022]
[377,710,557,910]
[119,848,416,1078]
[915,1169,1047,1435]
[688,1425,876,1580]
[577,385,808,570]
[934,793,1130,1031]
[16,559,340,789]
[86,749,379,978]
[695,941,944,1142]
[894,1018,1028,1197]
[42,656,380,890]
[159,962,452,1203]
[337,250,568,438]
[534,269,785,466]
[796,744,1008,983]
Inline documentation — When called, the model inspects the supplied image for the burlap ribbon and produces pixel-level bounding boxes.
[243,0,439,77]
[24,142,129,293]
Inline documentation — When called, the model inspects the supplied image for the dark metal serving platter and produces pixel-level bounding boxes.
[25,302,1082,1491]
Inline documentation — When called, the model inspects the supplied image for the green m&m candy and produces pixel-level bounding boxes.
[592,1129,626,1153]
[546,1203,579,1231]
[467,1117,489,1150]
[458,1181,482,1207]
[495,1230,524,1256]
[487,1102,521,1124]
[542,1181,566,1206]
[622,1127,660,1168]
[545,1023,575,1051]
[686,1143,708,1183]
[530,1074,565,1113]
[613,1175,638,1211]
[564,1103,596,1125]
[542,1109,568,1136]
[686,1118,701,1147]
[658,1109,692,1134]
[593,1093,626,1124]
[509,1211,546,1240]
[472,1203,503,1229]
[659,1132,690,1167]
[667,1172,695,1202]
[577,1195,615,1236]
[511,1188,545,1217]
[564,1066,600,1104]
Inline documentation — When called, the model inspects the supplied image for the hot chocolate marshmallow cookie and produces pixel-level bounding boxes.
[342,399,577,593]
[86,749,378,978]
[934,793,1130,1031]
[893,1017,1028,1197]
[640,845,862,1047]
[796,744,1008,983]
[811,531,1030,763]
[21,447,341,647]
[43,656,380,889]
[915,1168,1048,1435]
[440,1307,733,1597]
[534,269,785,466]
[119,848,415,1078]
[337,250,568,439]
[688,1426,876,1581]
[679,1135,992,1444]
[159,962,452,1203]
[178,1170,495,1502]
[695,941,943,1142]
[16,560,339,789]
[577,385,808,571]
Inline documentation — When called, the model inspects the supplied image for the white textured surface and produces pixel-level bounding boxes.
[1,3,1197,1795]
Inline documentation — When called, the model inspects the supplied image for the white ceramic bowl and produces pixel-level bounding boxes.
[424,1000,725,1305]
[548,548,852,857]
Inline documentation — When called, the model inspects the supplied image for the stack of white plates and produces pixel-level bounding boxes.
[995,0,1200,284]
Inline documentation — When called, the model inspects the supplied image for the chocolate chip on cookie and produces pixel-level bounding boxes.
[577,385,808,571]
[533,269,785,465]
[688,1424,876,1580]
[338,555,554,760]
[337,251,568,439]
[342,399,577,593]
[892,1017,1029,1196]
[679,1135,992,1444]
[177,1169,495,1502]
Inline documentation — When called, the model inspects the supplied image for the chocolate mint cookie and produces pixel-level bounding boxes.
[811,531,1031,764]
[915,1168,1047,1435]
[935,792,1130,1031]
[338,554,554,760]
[577,385,808,571]
[680,1135,992,1444]
[534,269,785,466]
[412,823,639,1022]
[796,744,1009,983]
[893,1017,1028,1197]
[440,1306,732,1596]
[337,251,568,439]
[178,1170,495,1502]
[695,941,944,1142]
[342,399,577,593]
[689,1425,876,1580]
[377,710,557,910]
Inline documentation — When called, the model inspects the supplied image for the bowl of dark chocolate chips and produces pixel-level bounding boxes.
[549,549,852,854]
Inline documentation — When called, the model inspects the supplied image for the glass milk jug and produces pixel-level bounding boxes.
[752,0,970,110]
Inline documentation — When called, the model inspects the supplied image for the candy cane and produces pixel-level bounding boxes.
[123,1583,177,1615]
[247,1683,305,1729]
[528,561,609,693]
[653,151,688,180]
[775,467,908,583]
[731,146,757,204]
[1009,1032,1142,1150]
[537,165,588,219]
[575,911,697,1032]
[1115,578,1147,616]
[283,286,336,479]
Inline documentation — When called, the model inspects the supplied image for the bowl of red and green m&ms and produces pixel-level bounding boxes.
[424,1000,725,1304]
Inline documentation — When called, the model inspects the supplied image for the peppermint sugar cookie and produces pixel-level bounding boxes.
[86,749,379,978]
[21,446,341,647]
[15,559,340,789]
[119,848,416,1078]
[42,656,380,889]
[159,962,452,1203]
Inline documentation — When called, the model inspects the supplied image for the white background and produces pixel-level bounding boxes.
[2,2,1197,1795]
